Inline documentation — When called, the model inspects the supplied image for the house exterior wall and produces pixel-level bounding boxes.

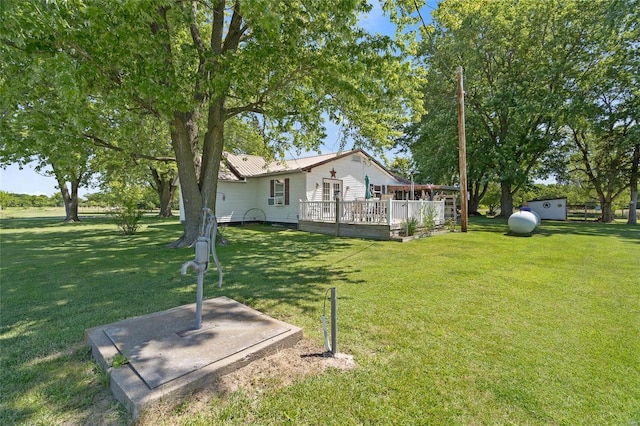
[216,180,258,223]
[257,172,305,224]
[304,152,398,201]
[178,173,315,225]
[178,180,258,224]
[528,198,567,220]
[179,151,403,225]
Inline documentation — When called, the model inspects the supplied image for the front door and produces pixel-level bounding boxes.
[323,179,342,216]
[323,179,343,201]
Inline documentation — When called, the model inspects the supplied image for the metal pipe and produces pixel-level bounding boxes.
[330,287,337,355]
[210,212,223,288]
[195,270,204,329]
[181,260,197,275]
[181,260,207,329]
[180,207,223,330]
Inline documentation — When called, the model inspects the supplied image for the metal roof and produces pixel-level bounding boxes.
[218,160,241,181]
[223,151,358,178]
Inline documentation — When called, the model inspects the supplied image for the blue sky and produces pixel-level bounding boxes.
[0,1,438,197]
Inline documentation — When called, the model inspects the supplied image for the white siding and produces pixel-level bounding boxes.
[179,177,300,224]
[257,173,305,224]
[216,180,258,223]
[528,198,567,220]
[304,153,399,201]
[178,181,256,224]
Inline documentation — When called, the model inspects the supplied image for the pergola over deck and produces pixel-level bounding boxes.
[386,184,460,202]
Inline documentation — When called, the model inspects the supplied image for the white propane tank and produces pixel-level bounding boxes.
[530,210,541,225]
[508,211,538,234]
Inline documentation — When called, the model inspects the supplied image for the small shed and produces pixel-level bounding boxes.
[527,197,567,220]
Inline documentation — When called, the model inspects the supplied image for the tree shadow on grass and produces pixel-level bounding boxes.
[0,344,122,425]
[470,216,639,244]
[208,224,367,314]
[1,219,365,424]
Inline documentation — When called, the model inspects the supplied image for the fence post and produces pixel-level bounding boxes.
[406,201,409,236]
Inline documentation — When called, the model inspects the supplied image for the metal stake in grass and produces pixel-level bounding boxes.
[322,287,337,357]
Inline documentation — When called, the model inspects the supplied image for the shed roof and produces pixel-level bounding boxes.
[527,197,567,202]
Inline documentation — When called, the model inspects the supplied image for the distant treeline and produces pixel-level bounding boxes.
[0,191,111,208]
[0,190,177,210]
[0,191,63,208]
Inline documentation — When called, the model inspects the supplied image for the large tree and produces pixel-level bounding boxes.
[406,0,612,217]
[0,44,95,222]
[85,109,181,217]
[399,62,495,214]
[0,15,177,221]
[562,0,638,223]
[2,1,424,246]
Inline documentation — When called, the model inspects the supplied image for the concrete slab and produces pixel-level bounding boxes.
[85,297,303,419]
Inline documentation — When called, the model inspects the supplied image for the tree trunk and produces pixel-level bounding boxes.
[54,170,80,222]
[469,180,488,215]
[199,99,226,213]
[158,184,176,218]
[150,166,177,217]
[600,199,614,223]
[499,182,514,219]
[468,197,479,216]
[169,99,227,248]
[63,187,80,223]
[169,111,202,247]
[593,183,615,223]
[627,143,639,225]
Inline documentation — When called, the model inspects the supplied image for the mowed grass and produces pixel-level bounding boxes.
[0,215,638,424]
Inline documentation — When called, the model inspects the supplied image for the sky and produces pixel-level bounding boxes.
[0,1,439,198]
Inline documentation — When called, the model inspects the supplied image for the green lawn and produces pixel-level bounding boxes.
[1,216,638,425]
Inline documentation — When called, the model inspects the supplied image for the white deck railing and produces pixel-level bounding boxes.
[299,199,445,227]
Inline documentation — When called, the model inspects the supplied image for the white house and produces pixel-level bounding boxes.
[527,197,567,220]
[180,149,406,225]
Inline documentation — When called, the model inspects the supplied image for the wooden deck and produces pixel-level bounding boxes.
[298,199,445,240]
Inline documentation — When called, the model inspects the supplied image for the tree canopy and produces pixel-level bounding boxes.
[1,0,425,244]
[562,0,639,222]
[403,0,638,220]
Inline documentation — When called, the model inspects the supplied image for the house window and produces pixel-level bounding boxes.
[270,178,290,206]
[274,180,285,205]
[370,184,386,199]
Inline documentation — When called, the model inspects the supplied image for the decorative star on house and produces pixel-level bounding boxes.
[330,168,337,178]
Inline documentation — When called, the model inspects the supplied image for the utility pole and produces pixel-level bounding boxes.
[457,66,469,232]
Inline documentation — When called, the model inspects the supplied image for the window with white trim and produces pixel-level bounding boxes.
[269,178,290,206]
[274,180,285,205]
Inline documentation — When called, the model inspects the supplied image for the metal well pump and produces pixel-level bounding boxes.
[181,207,223,329]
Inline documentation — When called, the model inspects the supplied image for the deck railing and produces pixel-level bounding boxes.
[299,199,445,227]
